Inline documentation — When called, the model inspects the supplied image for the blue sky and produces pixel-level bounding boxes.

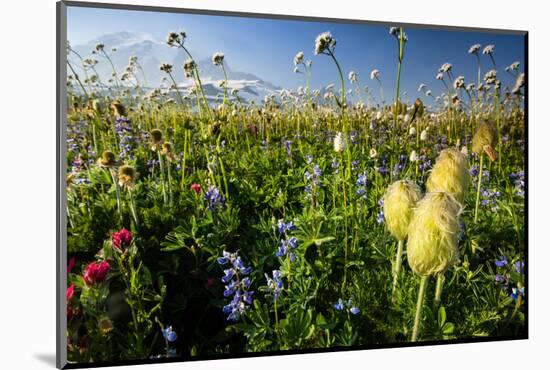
[67,5,525,103]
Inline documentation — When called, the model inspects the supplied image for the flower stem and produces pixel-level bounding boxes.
[412,275,429,342]
[434,273,445,308]
[391,239,404,303]
[474,154,484,223]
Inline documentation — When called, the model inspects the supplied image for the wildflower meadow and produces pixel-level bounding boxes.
[64,17,526,365]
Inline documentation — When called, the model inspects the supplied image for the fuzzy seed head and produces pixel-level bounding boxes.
[426,148,470,204]
[407,192,462,277]
[150,129,163,144]
[118,165,137,188]
[472,120,498,158]
[97,150,116,167]
[383,180,422,241]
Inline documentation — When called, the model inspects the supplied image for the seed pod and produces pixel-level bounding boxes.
[408,98,424,124]
[97,150,117,168]
[426,148,470,204]
[110,100,127,117]
[118,165,137,188]
[383,180,422,241]
[472,120,498,161]
[407,192,462,277]
[161,142,175,161]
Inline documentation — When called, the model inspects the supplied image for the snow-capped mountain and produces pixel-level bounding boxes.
[69,32,280,103]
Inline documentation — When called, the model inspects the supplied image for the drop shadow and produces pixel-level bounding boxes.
[34,353,56,367]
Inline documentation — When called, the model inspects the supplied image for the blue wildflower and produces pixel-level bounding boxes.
[334,298,360,314]
[218,250,254,321]
[333,298,345,311]
[495,256,508,267]
[377,211,385,224]
[205,186,226,210]
[162,326,178,342]
[515,260,524,274]
[511,286,525,301]
[265,270,284,300]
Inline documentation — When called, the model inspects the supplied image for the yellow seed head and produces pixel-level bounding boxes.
[383,180,422,241]
[426,148,470,204]
[98,316,114,336]
[110,100,126,117]
[118,165,137,187]
[407,192,462,277]
[472,120,497,159]
[97,150,116,167]
[150,129,163,143]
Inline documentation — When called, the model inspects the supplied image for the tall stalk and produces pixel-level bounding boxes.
[474,154,484,223]
[412,276,429,342]
[391,239,404,302]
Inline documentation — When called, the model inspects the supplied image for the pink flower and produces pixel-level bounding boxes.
[67,257,75,274]
[112,228,132,250]
[83,261,110,286]
[67,283,75,301]
[191,183,202,194]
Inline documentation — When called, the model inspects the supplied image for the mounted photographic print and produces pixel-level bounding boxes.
[57,1,527,368]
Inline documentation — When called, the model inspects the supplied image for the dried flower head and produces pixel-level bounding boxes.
[110,100,126,117]
[97,150,117,168]
[426,149,470,204]
[439,63,452,73]
[407,192,462,276]
[160,63,173,74]
[383,180,422,241]
[484,70,498,85]
[161,142,175,161]
[348,71,358,83]
[98,316,114,336]
[468,44,481,54]
[315,31,336,55]
[370,69,380,80]
[183,59,196,78]
[472,120,498,161]
[454,76,465,89]
[294,51,304,66]
[482,44,495,55]
[212,52,225,66]
[512,73,525,95]
[118,165,137,188]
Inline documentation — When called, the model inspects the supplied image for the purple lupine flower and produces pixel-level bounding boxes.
[162,326,178,342]
[265,270,284,300]
[495,256,508,267]
[205,186,226,210]
[511,286,525,301]
[515,261,524,274]
[332,157,340,174]
[218,250,254,321]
